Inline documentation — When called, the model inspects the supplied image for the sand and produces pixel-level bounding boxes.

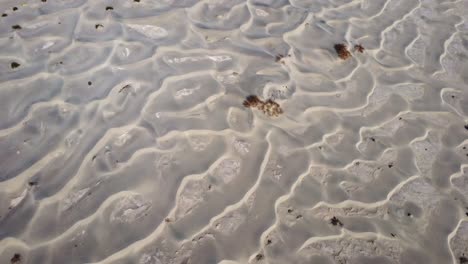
[0,0,467,263]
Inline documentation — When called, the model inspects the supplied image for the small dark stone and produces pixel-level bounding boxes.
[10,253,21,263]
[370,137,375,142]
[296,214,303,219]
[11,62,20,69]
[12,25,22,30]
[287,209,293,213]
[390,233,396,237]
[134,0,141,2]
[464,124,468,130]
[255,254,263,261]
[42,0,47,2]
[465,212,468,217]
[95,24,104,29]
[105,6,114,10]
[13,7,18,11]
[388,164,393,168]
[407,212,412,217]
[330,216,343,226]
[266,239,272,245]
[88,81,92,85]
[2,13,7,17]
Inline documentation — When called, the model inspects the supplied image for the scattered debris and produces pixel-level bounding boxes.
[275,54,284,62]
[258,99,283,117]
[243,95,262,108]
[243,95,284,117]
[28,181,38,186]
[334,43,352,60]
[330,216,343,226]
[10,62,20,69]
[118,84,131,93]
[10,253,21,264]
[354,44,365,53]
[460,256,468,264]
[12,25,22,30]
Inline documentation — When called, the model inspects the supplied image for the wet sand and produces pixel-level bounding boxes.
[0,0,468,263]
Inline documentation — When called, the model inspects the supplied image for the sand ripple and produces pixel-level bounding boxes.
[0,0,467,263]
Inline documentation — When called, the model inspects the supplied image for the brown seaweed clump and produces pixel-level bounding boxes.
[259,99,283,117]
[334,43,352,60]
[11,253,21,264]
[243,95,283,117]
[243,95,262,108]
[354,44,365,53]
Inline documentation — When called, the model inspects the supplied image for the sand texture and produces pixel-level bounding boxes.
[0,0,468,263]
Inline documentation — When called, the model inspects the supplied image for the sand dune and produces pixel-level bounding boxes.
[0,0,467,263]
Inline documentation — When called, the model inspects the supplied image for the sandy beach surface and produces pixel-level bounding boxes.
[1,0,468,263]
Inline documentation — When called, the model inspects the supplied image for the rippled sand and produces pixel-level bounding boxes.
[1,0,468,263]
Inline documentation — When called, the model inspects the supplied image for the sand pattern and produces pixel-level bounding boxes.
[0,0,468,263]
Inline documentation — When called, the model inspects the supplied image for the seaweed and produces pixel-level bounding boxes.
[243,95,262,108]
[243,95,283,117]
[11,253,21,264]
[354,44,365,53]
[334,43,351,60]
[460,256,468,264]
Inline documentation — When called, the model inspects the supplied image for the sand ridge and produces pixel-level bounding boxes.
[0,0,467,263]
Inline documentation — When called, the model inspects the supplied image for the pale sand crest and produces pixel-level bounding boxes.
[0,0,468,263]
